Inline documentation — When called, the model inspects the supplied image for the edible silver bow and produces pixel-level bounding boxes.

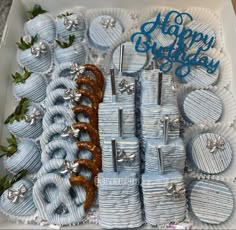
[100,17,116,29]
[31,42,47,57]
[130,13,139,21]
[64,17,80,30]
[63,89,82,104]
[60,161,79,176]
[166,183,185,199]
[171,80,178,93]
[7,184,28,203]
[207,136,225,154]
[160,117,180,130]
[61,126,80,138]
[169,117,180,130]
[119,79,135,95]
[117,149,136,164]
[70,63,86,76]
[24,108,41,125]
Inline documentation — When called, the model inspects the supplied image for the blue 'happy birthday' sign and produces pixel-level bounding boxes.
[130,10,220,78]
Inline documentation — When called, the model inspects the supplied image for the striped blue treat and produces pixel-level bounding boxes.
[38,158,92,182]
[98,103,136,145]
[5,140,41,175]
[24,14,56,43]
[187,133,232,174]
[14,73,47,103]
[41,139,78,163]
[0,178,37,217]
[145,138,186,173]
[98,172,143,229]
[102,137,140,174]
[42,106,76,130]
[188,180,234,224]
[142,171,186,226]
[141,70,176,105]
[184,20,216,50]
[103,74,135,104]
[7,105,43,139]
[45,88,92,109]
[33,173,86,225]
[40,123,91,151]
[17,41,53,74]
[46,78,77,95]
[53,62,78,79]
[56,13,86,41]
[180,56,220,87]
[113,42,148,73]
[38,166,87,209]
[140,104,180,141]
[183,90,223,124]
[88,15,124,50]
[55,43,86,65]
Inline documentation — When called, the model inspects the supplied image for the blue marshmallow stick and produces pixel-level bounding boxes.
[145,114,186,174]
[103,45,135,104]
[140,69,180,150]
[98,138,143,229]
[98,69,136,146]
[102,108,140,175]
[142,148,187,226]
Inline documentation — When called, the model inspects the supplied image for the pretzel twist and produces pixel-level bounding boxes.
[76,141,102,168]
[72,105,98,128]
[75,76,103,102]
[72,122,99,147]
[69,176,94,210]
[77,64,104,90]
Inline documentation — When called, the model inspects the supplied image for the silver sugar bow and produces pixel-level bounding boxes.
[24,108,42,125]
[117,149,136,164]
[100,17,116,29]
[207,136,225,154]
[119,79,135,95]
[166,183,185,199]
[171,80,178,93]
[31,42,47,58]
[70,63,86,76]
[61,125,80,138]
[7,184,28,204]
[64,17,80,30]
[60,161,79,176]
[130,14,139,21]
[63,89,82,103]
[160,117,180,130]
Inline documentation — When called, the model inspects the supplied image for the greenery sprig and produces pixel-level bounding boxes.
[4,98,29,125]
[16,35,38,51]
[58,12,73,19]
[0,134,17,158]
[12,68,32,84]
[55,35,75,49]
[0,170,27,196]
[27,4,47,20]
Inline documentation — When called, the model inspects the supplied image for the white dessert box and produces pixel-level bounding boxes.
[0,0,235,229]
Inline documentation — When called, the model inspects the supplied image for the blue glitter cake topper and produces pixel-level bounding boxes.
[131,10,220,78]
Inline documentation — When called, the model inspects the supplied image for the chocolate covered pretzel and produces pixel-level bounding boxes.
[77,141,102,168]
[75,76,103,102]
[69,176,94,210]
[77,64,104,90]
[72,105,98,128]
